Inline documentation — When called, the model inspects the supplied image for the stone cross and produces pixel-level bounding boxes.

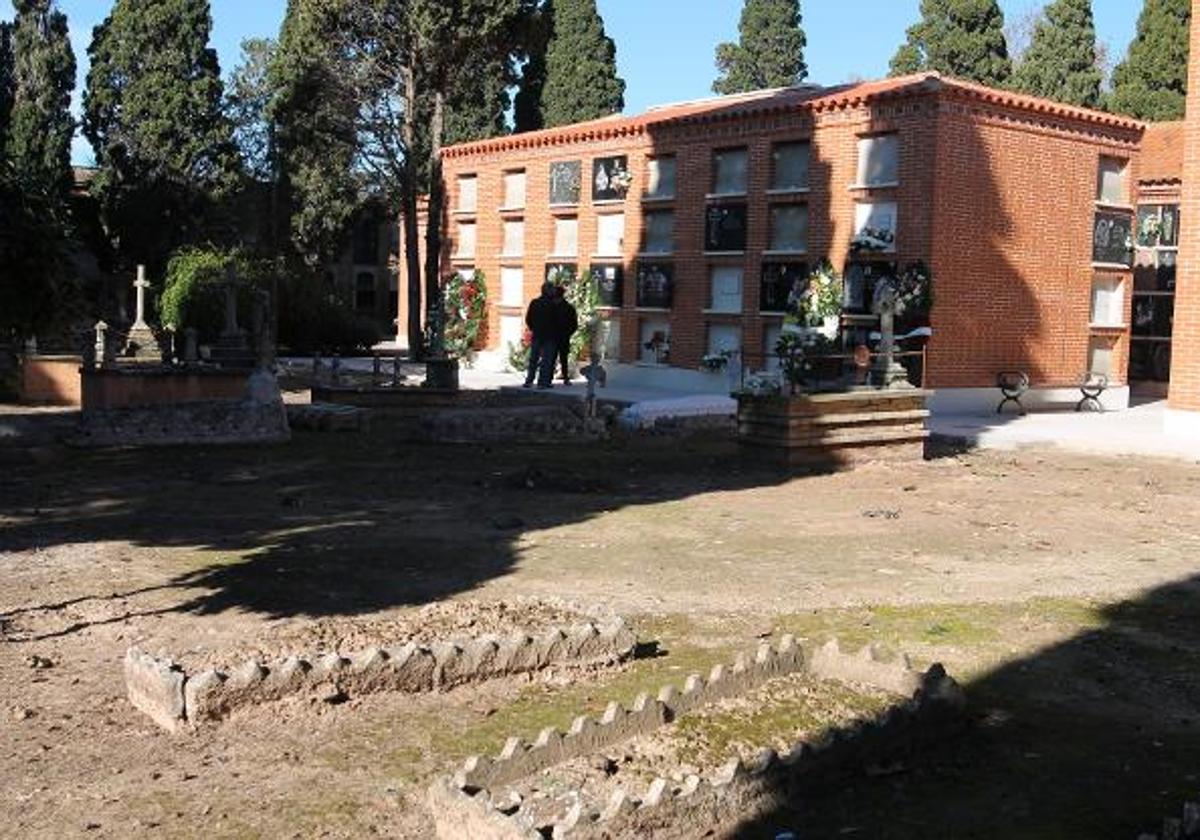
[94,321,109,368]
[871,278,912,389]
[221,264,242,338]
[132,265,151,330]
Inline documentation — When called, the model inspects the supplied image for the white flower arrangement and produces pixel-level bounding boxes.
[609,163,634,193]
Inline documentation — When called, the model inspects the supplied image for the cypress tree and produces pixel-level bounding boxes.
[7,0,76,203]
[522,0,625,129]
[269,0,359,264]
[83,0,240,271]
[513,5,548,132]
[713,0,807,95]
[0,24,13,157]
[889,0,1013,87]
[1109,0,1190,121]
[1010,0,1102,108]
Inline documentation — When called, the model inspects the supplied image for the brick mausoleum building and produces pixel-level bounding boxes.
[410,69,1200,413]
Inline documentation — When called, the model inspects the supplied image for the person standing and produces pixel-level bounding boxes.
[554,285,579,385]
[523,282,558,389]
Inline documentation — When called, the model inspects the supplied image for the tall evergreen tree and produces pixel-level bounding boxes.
[1010,0,1102,108]
[889,0,1013,87]
[83,0,240,272]
[519,0,624,130]
[227,38,278,184]
[0,24,13,157]
[1109,0,1190,121]
[269,0,358,266]
[7,0,76,203]
[712,0,807,95]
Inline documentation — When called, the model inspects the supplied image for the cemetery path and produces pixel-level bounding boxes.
[1,428,1199,837]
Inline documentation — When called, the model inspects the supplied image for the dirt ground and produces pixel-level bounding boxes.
[3,414,1200,838]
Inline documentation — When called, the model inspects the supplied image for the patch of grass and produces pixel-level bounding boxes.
[672,678,895,768]
[429,615,737,762]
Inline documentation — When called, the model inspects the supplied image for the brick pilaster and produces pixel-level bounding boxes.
[1168,0,1200,410]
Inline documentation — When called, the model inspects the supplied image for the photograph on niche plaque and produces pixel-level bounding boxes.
[1093,211,1134,266]
[593,156,630,202]
[549,161,582,205]
[636,262,674,309]
[760,262,809,313]
[705,203,748,252]
[591,265,624,307]
[843,260,898,313]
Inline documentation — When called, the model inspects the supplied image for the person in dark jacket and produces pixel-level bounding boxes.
[523,282,559,388]
[553,285,579,384]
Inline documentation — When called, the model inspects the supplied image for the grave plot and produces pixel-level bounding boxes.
[121,599,639,731]
[429,639,964,839]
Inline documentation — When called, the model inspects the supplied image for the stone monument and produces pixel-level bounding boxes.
[121,266,163,361]
[871,276,913,390]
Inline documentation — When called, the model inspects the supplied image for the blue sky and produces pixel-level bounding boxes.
[54,0,1140,165]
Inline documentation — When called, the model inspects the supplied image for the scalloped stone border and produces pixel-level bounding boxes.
[428,639,965,839]
[124,619,637,731]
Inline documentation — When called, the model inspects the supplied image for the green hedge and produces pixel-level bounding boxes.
[159,247,384,355]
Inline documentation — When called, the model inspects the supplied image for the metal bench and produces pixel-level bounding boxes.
[996,371,1109,415]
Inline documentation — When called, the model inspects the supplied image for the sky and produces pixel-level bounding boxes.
[53,0,1141,165]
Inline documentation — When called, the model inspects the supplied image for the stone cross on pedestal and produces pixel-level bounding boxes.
[222,264,243,339]
[122,266,163,362]
[871,277,912,390]
[132,265,151,330]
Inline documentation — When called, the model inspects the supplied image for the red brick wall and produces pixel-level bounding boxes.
[928,97,1140,388]
[20,356,82,406]
[438,85,1141,389]
[1169,0,1200,411]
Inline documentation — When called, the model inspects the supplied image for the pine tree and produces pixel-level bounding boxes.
[1010,0,1102,108]
[889,0,1013,87]
[522,0,625,129]
[83,0,240,271]
[7,0,76,203]
[713,0,807,95]
[1109,0,1190,121]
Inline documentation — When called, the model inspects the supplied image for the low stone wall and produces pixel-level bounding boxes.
[453,636,805,793]
[430,639,964,840]
[19,355,82,406]
[76,368,289,447]
[82,367,250,410]
[124,619,637,731]
[422,405,607,444]
[287,402,371,433]
[737,389,931,468]
[311,386,495,415]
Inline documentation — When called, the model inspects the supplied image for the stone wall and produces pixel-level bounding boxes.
[124,619,637,731]
[429,638,964,839]
[421,404,607,444]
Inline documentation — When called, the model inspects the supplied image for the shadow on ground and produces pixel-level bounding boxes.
[0,418,800,620]
[732,573,1200,840]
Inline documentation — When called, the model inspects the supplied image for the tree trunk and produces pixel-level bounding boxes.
[424,90,445,342]
[401,65,424,360]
